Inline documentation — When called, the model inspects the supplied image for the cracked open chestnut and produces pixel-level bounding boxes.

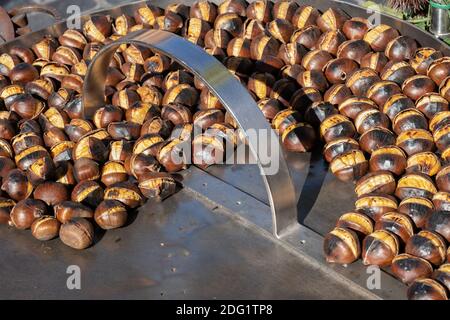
[94,199,128,230]
[364,24,399,52]
[330,150,368,182]
[323,227,360,264]
[59,217,94,250]
[407,278,448,300]
[355,194,398,222]
[31,216,60,241]
[406,230,447,266]
[10,198,47,230]
[336,212,374,239]
[345,68,380,97]
[355,171,396,197]
[369,146,407,176]
[411,48,443,75]
[375,212,414,244]
[354,109,390,135]
[360,52,389,73]
[323,58,358,84]
[138,172,177,200]
[398,197,434,229]
[301,49,333,71]
[391,254,433,285]
[317,8,349,32]
[359,127,395,154]
[342,17,369,40]
[71,180,104,208]
[319,114,355,143]
[281,123,316,152]
[392,108,428,135]
[406,152,441,176]
[395,173,437,200]
[362,230,399,266]
[323,137,359,163]
[104,181,144,208]
[367,81,402,108]
[53,201,94,224]
[402,75,436,101]
[425,210,450,242]
[396,129,435,156]
[324,84,352,106]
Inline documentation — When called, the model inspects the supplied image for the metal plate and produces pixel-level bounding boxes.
[0,0,442,299]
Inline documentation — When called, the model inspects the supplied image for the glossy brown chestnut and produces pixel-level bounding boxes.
[324,84,352,106]
[382,94,415,121]
[406,230,447,266]
[33,182,69,206]
[9,198,45,232]
[362,230,399,266]
[359,127,396,154]
[316,30,346,56]
[138,172,178,200]
[53,201,94,224]
[304,101,338,127]
[398,197,434,229]
[338,97,377,120]
[157,138,189,172]
[425,210,450,242]
[65,119,94,143]
[433,263,450,292]
[369,146,407,176]
[71,180,104,208]
[270,79,298,106]
[323,137,359,163]
[133,133,165,156]
[316,8,349,32]
[381,61,416,86]
[291,26,322,50]
[354,109,390,135]
[392,108,428,135]
[323,227,360,264]
[250,34,280,61]
[292,5,320,29]
[427,57,450,86]
[272,0,298,21]
[407,278,448,300]
[336,39,371,64]
[364,24,399,52]
[256,98,282,121]
[213,13,242,38]
[247,73,275,100]
[109,140,133,162]
[59,218,94,250]
[73,136,108,162]
[320,114,355,143]
[396,129,435,156]
[267,18,294,44]
[336,212,374,238]
[384,36,418,62]
[94,199,128,230]
[73,158,100,182]
[342,17,369,40]
[93,105,124,129]
[355,171,396,197]
[395,173,437,200]
[429,110,450,132]
[190,0,217,23]
[346,68,380,97]
[355,193,398,222]
[245,0,272,22]
[406,152,441,176]
[10,93,44,120]
[272,109,302,134]
[375,212,414,244]
[329,150,368,182]
[1,169,32,201]
[104,181,144,208]
[296,70,328,92]
[402,75,436,101]
[367,81,402,108]
[411,47,444,75]
[31,216,60,241]
[391,254,433,285]
[278,42,307,66]
[281,123,316,152]
[360,52,389,74]
[323,58,358,84]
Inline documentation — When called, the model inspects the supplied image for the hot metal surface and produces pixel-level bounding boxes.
[0,0,444,299]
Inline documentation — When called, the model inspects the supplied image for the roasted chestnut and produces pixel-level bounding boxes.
[323,58,358,84]
[396,129,435,156]
[31,216,60,241]
[355,193,398,222]
[398,197,434,229]
[362,230,399,266]
[392,108,428,135]
[133,133,165,155]
[329,150,368,182]
[406,152,441,176]
[360,52,389,74]
[402,75,436,101]
[256,98,282,121]
[411,47,443,75]
[1,169,32,201]
[382,94,415,121]
[247,72,275,100]
[157,138,189,172]
[272,1,298,21]
[94,199,128,230]
[304,101,338,127]
[138,172,178,200]
[385,36,418,62]
[375,212,414,244]
[391,254,433,285]
[354,109,390,135]
[316,8,349,32]
[433,263,450,292]
[345,68,380,97]
[291,26,322,50]
[342,17,369,40]
[355,171,396,197]
[59,218,94,250]
[429,110,450,132]
[367,81,402,108]
[104,181,144,208]
[407,278,448,300]
[364,24,399,52]
[316,30,346,56]
[0,197,15,225]
[336,212,374,238]
[73,136,109,162]
[10,198,47,230]
[336,39,371,64]
[71,180,104,208]
[270,79,298,106]
[395,173,437,200]
[292,5,320,29]
[323,137,359,163]
[267,18,294,44]
[250,34,279,60]
[319,114,355,143]
[369,146,407,176]
[381,61,416,86]
[281,123,316,152]
[359,127,395,154]
[272,109,302,134]
[34,182,69,206]
[323,84,352,106]
[425,210,450,242]
[323,227,360,264]
[53,201,93,224]
[190,0,217,23]
[427,57,450,86]
[73,158,100,182]
[301,49,333,71]
[406,230,447,266]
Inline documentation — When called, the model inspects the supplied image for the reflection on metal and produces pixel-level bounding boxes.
[82,29,298,238]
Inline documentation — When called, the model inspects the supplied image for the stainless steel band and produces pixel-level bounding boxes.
[82,29,298,238]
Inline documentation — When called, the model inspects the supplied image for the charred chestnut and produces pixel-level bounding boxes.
[359,127,395,154]
[329,150,368,182]
[406,230,447,266]
[411,48,443,75]
[355,194,398,221]
[301,49,333,71]
[320,114,355,143]
[354,109,390,135]
[338,97,377,120]
[360,52,389,74]
[71,180,104,208]
[369,146,407,176]
[392,108,428,135]
[367,81,402,108]
[398,197,434,229]
[362,230,399,266]
[363,24,399,52]
[323,58,358,84]
[395,172,437,200]
[402,75,436,101]
[406,152,441,176]
[425,210,450,242]
[346,68,380,97]
[375,212,414,244]
[391,254,433,284]
[355,171,396,197]
[323,137,359,163]
[342,17,369,40]
[407,278,448,300]
[323,227,360,264]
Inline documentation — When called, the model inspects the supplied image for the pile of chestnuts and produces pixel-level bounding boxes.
[1,0,450,300]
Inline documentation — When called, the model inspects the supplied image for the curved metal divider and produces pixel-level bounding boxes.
[82,29,298,238]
